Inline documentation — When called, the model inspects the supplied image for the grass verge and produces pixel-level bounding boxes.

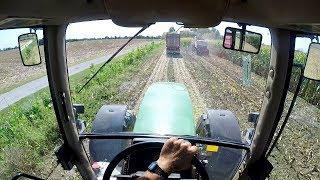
[0,42,162,178]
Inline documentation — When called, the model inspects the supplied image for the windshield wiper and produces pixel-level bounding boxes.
[77,24,152,93]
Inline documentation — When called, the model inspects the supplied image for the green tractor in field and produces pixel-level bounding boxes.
[88,82,249,179]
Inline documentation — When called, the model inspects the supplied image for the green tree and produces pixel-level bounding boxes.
[211,27,221,39]
[180,30,195,38]
[245,34,261,48]
[169,27,176,32]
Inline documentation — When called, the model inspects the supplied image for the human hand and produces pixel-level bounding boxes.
[157,137,198,174]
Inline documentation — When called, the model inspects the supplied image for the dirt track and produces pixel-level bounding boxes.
[0,39,150,94]
[0,43,150,111]
[122,49,208,120]
[183,50,264,130]
[172,58,207,118]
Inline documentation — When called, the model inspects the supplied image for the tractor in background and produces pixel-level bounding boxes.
[193,39,209,56]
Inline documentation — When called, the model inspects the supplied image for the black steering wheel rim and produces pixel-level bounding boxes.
[102,141,209,180]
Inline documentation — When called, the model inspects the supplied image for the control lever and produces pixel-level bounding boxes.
[245,112,259,145]
[73,104,86,134]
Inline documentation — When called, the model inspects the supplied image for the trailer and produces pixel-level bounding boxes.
[193,39,209,56]
[166,33,180,55]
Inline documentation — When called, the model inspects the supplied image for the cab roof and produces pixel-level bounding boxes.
[1,0,320,34]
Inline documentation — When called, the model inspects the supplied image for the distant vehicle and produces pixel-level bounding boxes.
[224,31,233,49]
[166,33,180,55]
[193,39,209,56]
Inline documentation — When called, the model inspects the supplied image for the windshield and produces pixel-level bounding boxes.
[67,21,271,136]
[0,21,318,180]
[66,20,271,178]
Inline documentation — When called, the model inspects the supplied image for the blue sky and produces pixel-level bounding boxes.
[0,20,313,52]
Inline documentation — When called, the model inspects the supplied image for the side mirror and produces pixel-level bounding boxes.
[304,43,320,80]
[18,33,41,66]
[223,27,262,54]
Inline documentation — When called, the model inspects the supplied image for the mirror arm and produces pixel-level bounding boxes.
[175,26,183,32]
[29,28,36,33]
[238,24,247,50]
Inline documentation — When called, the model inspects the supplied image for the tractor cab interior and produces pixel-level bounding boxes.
[1,0,320,179]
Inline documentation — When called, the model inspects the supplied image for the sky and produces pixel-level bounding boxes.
[0,20,314,52]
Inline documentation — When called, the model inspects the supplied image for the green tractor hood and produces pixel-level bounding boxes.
[133,82,195,135]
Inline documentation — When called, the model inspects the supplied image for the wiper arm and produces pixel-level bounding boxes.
[78,24,152,93]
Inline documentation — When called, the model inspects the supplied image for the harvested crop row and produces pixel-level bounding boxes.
[119,46,165,110]
[133,50,169,112]
[182,50,256,131]
[172,57,207,120]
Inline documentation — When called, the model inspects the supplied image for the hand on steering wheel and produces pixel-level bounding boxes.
[103,138,209,180]
[157,137,198,174]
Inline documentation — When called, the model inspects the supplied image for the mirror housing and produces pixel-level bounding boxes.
[304,43,320,81]
[18,33,41,66]
[223,27,262,54]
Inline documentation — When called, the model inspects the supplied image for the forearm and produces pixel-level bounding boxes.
[137,171,164,180]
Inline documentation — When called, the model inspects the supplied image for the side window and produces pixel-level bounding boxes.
[0,29,65,178]
[268,36,320,179]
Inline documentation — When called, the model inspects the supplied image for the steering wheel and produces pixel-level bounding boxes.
[103,141,209,180]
